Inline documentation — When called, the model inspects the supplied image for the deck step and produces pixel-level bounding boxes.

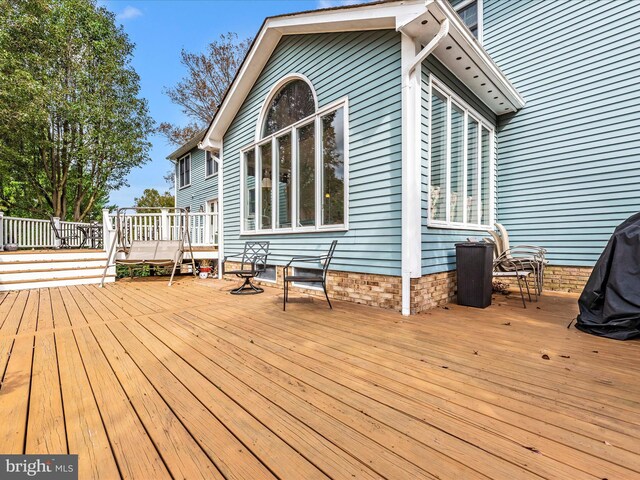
[0,275,115,292]
[0,266,110,283]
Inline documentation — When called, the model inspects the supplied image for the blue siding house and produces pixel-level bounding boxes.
[187,0,639,314]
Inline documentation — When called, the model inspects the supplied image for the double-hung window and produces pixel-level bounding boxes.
[205,150,218,177]
[428,77,494,229]
[178,154,191,189]
[242,78,348,234]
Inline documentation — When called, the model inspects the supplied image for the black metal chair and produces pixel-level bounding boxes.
[283,240,338,311]
[49,217,80,248]
[222,241,270,295]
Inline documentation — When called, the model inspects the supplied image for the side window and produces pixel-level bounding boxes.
[206,150,218,177]
[453,0,482,41]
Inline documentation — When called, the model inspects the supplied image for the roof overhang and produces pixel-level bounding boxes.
[201,0,524,149]
[167,128,209,160]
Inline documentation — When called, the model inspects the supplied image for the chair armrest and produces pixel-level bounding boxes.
[285,255,325,268]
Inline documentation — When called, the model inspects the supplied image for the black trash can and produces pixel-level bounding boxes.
[455,242,493,308]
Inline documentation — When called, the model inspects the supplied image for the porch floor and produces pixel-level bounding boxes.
[0,278,638,479]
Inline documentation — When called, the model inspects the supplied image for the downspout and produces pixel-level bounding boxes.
[398,17,449,316]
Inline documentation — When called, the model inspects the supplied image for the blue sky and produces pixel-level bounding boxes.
[100,0,364,207]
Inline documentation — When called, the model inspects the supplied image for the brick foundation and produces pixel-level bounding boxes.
[222,262,403,311]
[410,271,457,314]
[220,261,593,313]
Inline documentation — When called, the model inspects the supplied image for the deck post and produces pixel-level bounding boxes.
[52,217,62,249]
[102,209,114,253]
[161,208,170,240]
[0,211,4,251]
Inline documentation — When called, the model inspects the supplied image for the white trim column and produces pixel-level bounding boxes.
[400,33,423,316]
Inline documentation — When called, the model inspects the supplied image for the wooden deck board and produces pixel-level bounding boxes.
[0,277,638,479]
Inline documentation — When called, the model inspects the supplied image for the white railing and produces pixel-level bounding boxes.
[0,212,94,249]
[105,209,218,248]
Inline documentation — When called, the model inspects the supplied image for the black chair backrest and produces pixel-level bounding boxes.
[241,241,270,272]
[321,240,338,280]
[49,217,62,239]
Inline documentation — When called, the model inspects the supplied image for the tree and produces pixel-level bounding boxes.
[0,0,154,221]
[159,32,251,146]
[134,188,174,210]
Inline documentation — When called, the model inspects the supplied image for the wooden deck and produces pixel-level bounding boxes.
[0,278,638,479]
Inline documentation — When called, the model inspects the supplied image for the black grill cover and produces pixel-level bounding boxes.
[576,212,640,340]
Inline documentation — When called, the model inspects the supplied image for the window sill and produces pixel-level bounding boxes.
[240,225,348,236]
[204,173,218,180]
[427,221,491,232]
[178,184,191,190]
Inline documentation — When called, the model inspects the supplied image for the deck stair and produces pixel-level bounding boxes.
[0,249,114,291]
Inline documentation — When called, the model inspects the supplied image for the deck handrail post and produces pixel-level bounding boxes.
[52,217,62,249]
[0,211,4,251]
[102,209,114,253]
[161,207,170,241]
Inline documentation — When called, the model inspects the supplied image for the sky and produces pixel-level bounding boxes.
[100,0,365,207]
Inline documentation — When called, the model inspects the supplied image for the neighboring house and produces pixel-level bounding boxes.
[186,0,638,315]
[168,128,220,217]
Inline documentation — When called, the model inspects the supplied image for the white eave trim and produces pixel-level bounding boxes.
[202,0,524,148]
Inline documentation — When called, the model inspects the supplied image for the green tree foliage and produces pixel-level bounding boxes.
[134,188,174,210]
[0,0,154,221]
[159,32,251,146]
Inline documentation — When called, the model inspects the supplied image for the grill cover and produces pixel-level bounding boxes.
[576,212,640,340]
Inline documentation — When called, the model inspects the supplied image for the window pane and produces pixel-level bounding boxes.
[263,80,315,137]
[276,133,292,228]
[430,90,447,222]
[297,122,315,227]
[185,157,190,185]
[179,159,185,188]
[244,150,256,230]
[481,127,491,225]
[458,2,478,37]
[260,143,272,229]
[206,151,212,176]
[450,104,464,223]
[466,119,479,224]
[321,108,345,226]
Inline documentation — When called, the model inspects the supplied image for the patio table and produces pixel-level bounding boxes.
[78,223,103,249]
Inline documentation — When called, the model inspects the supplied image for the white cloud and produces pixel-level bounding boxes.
[116,5,142,21]
[317,0,367,9]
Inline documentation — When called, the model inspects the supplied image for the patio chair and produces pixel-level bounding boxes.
[493,250,536,308]
[488,223,548,294]
[283,240,338,311]
[50,217,80,248]
[222,241,270,294]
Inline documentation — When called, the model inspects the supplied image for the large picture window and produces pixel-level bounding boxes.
[428,78,494,229]
[242,77,348,234]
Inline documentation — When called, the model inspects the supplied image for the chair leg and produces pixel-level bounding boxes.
[516,274,526,309]
[323,282,332,309]
[230,276,264,295]
[283,280,287,311]
[168,261,178,287]
[524,275,532,302]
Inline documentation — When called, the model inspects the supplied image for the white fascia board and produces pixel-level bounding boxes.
[431,0,525,110]
[201,1,426,147]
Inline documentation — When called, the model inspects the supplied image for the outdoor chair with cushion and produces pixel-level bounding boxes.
[114,239,185,286]
[50,217,80,248]
[222,241,270,294]
[487,223,548,295]
[283,240,338,311]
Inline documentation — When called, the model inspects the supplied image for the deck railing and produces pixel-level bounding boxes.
[0,212,92,249]
[104,209,218,249]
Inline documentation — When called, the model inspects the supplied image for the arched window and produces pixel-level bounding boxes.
[262,80,315,137]
[242,75,347,234]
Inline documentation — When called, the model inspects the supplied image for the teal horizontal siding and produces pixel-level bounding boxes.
[175,147,219,211]
[222,30,402,276]
[484,0,640,266]
[421,57,497,275]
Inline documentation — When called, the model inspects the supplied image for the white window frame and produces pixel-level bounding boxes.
[240,96,349,236]
[454,0,483,44]
[427,75,495,231]
[178,153,191,189]
[205,150,218,178]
